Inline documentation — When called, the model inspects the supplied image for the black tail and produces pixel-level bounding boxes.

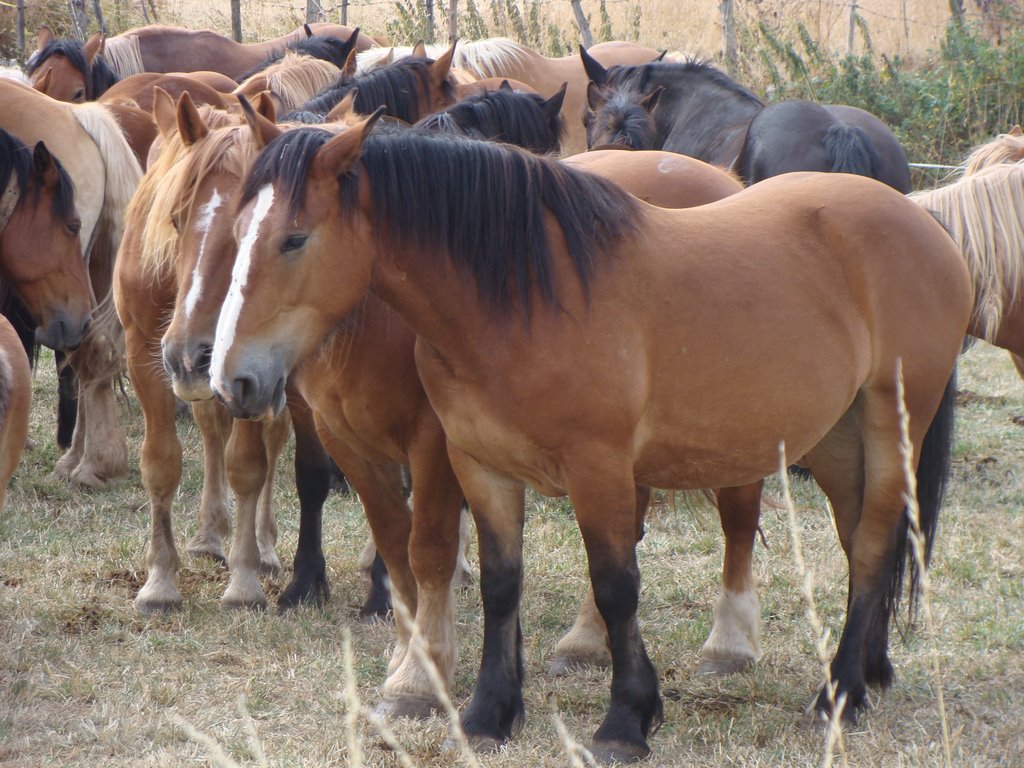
[887,365,957,633]
[823,124,879,178]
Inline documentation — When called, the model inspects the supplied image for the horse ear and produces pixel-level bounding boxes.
[544,82,568,119]
[1009,125,1023,137]
[176,91,209,146]
[36,25,53,52]
[341,47,358,76]
[312,107,384,181]
[84,32,105,65]
[304,23,314,38]
[499,79,513,92]
[253,90,277,122]
[325,87,359,124]
[34,67,53,95]
[640,85,664,113]
[579,45,608,86]
[31,141,60,187]
[151,86,178,139]
[238,93,282,149]
[430,40,457,85]
[380,48,395,67]
[411,40,427,58]
[586,81,607,111]
[655,50,667,62]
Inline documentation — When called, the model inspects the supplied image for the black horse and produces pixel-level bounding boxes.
[416,81,567,154]
[581,48,910,192]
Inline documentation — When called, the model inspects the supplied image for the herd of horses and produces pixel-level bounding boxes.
[1,17,1023,763]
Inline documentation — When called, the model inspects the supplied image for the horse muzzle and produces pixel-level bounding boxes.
[213,361,287,421]
[35,312,89,351]
[162,337,215,402]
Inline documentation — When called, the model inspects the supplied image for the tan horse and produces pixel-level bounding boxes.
[233,51,344,115]
[157,102,464,715]
[211,123,970,760]
[0,79,141,488]
[357,38,663,154]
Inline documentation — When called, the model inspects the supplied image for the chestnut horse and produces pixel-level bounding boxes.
[1,129,93,508]
[211,124,969,761]
[0,80,141,487]
[357,38,664,154]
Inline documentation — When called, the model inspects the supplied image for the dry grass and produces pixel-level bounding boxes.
[2,341,1024,766]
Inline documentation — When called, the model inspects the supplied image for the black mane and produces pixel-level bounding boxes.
[415,88,564,154]
[301,57,452,123]
[236,32,358,82]
[241,128,640,314]
[606,58,764,108]
[0,128,76,222]
[26,38,119,99]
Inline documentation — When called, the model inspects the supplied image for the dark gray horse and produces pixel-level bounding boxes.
[581,47,910,192]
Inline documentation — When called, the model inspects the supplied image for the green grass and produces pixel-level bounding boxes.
[1,343,1023,766]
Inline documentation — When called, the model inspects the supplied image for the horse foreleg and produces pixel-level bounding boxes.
[278,395,331,609]
[127,325,185,613]
[221,418,270,609]
[549,485,651,676]
[255,408,290,576]
[448,443,527,752]
[697,481,764,676]
[186,399,232,564]
[379,425,464,720]
[55,351,77,449]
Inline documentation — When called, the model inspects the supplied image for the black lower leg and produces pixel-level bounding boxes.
[359,551,392,621]
[816,592,881,721]
[278,426,331,609]
[56,352,78,449]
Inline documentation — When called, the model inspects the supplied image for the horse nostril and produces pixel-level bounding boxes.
[194,344,213,375]
[234,373,258,405]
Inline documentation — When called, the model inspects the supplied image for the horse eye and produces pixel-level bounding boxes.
[281,234,308,253]
[67,221,81,236]
[73,89,85,102]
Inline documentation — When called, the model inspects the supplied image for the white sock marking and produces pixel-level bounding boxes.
[210,185,275,399]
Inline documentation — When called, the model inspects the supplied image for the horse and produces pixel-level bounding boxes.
[235,28,362,81]
[152,99,465,716]
[0,80,142,488]
[234,51,347,116]
[99,72,231,113]
[581,50,911,192]
[27,29,117,102]
[300,44,458,121]
[416,80,566,154]
[358,38,664,154]
[210,123,969,761]
[0,128,94,509]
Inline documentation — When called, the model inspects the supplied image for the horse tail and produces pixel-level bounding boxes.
[823,124,879,178]
[888,365,957,633]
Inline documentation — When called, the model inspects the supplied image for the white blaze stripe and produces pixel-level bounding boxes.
[210,185,275,397]
[183,188,223,319]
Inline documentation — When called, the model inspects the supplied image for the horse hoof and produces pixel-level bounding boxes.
[375,695,439,720]
[186,542,227,566]
[696,656,754,677]
[548,653,610,677]
[221,594,268,611]
[258,557,282,578]
[134,590,183,615]
[70,466,113,490]
[590,738,651,764]
[277,578,330,611]
[442,733,504,754]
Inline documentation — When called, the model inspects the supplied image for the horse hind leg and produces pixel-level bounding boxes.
[697,480,764,677]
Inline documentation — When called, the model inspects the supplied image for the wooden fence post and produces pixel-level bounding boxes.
[426,0,435,44]
[16,0,26,60]
[449,0,459,43]
[92,0,108,34]
[231,0,242,42]
[70,0,89,40]
[139,0,149,24]
[948,0,965,22]
[847,0,858,55]
[720,0,736,72]
[570,0,594,48]
[306,0,324,24]
[341,0,349,25]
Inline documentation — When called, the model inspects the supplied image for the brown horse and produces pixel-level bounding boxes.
[112,90,299,612]
[0,80,141,488]
[1,129,93,509]
[100,72,231,112]
[157,102,464,715]
[234,51,345,115]
[211,124,970,760]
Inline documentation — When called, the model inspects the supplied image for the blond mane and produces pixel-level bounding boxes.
[963,130,1024,176]
[910,161,1024,341]
[235,52,342,113]
[355,37,529,76]
[136,109,245,280]
[103,34,145,78]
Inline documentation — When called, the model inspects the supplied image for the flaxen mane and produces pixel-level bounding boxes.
[910,161,1024,341]
[236,52,342,113]
[963,131,1024,175]
[241,128,640,314]
[102,35,146,78]
[137,109,245,280]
